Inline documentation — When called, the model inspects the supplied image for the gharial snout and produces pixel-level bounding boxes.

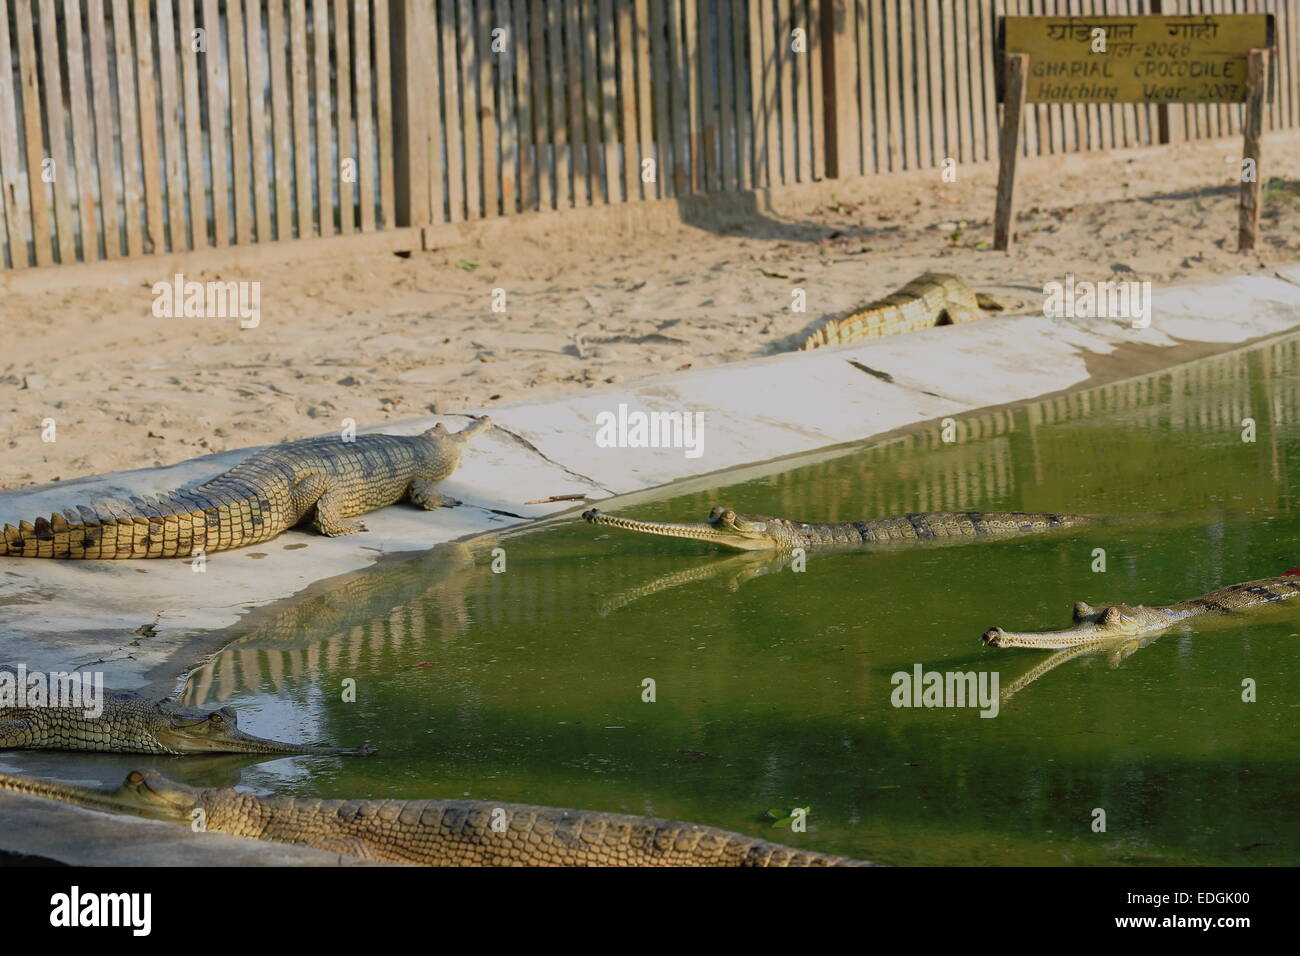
[982,627,1009,647]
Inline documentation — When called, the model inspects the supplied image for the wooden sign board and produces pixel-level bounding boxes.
[993,14,1274,255]
[1000,14,1273,103]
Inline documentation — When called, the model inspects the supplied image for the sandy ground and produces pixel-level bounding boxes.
[2,132,1299,489]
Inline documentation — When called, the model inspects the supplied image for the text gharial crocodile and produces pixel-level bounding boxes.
[798,273,999,351]
[982,573,1300,649]
[0,768,870,867]
[0,418,490,558]
[584,506,1092,551]
[0,670,371,755]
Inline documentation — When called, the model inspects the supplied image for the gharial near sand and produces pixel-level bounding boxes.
[584,506,1092,552]
[0,417,491,559]
[0,668,372,755]
[0,768,871,867]
[796,273,1001,351]
[982,573,1300,650]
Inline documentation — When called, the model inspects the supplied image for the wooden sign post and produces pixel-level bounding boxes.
[993,13,1274,253]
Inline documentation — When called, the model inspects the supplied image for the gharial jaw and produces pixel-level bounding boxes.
[153,702,375,756]
[582,507,782,551]
[0,769,202,824]
[983,602,1174,649]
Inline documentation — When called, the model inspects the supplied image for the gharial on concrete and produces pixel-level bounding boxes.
[797,273,999,350]
[584,506,1092,552]
[0,667,372,755]
[982,573,1300,649]
[0,768,871,867]
[0,418,491,558]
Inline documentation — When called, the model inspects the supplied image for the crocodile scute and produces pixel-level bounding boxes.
[0,417,490,559]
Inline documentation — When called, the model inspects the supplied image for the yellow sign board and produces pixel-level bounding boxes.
[1002,14,1273,103]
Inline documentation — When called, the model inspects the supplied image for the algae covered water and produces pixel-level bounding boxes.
[176,338,1300,865]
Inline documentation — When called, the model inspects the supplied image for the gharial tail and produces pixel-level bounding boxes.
[1,491,269,559]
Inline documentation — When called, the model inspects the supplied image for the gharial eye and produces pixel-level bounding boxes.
[723,510,736,522]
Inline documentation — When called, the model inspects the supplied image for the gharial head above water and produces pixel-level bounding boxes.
[583,507,792,551]
[982,602,1169,649]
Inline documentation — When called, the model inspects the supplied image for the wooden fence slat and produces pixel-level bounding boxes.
[479,0,500,216]
[791,0,809,182]
[37,0,76,263]
[597,0,619,202]
[132,0,165,254]
[334,0,355,231]
[777,0,794,183]
[202,0,230,246]
[312,0,333,235]
[225,0,250,245]
[515,0,534,211]
[439,0,465,222]
[684,0,702,191]
[112,0,144,256]
[944,0,963,163]
[244,0,270,242]
[374,0,395,226]
[496,0,518,214]
[155,0,186,250]
[617,0,638,201]
[16,0,51,265]
[759,0,778,185]
[566,0,590,203]
[883,0,903,170]
[354,0,376,230]
[652,0,674,195]
[77,0,111,260]
[267,0,293,239]
[178,0,209,247]
[290,0,312,237]
[530,0,551,209]
[924,0,943,167]
[459,0,482,216]
[548,0,571,207]
[864,0,883,173]
[808,0,825,180]
[581,1,603,203]
[0,1,28,266]
[698,0,719,190]
[716,0,737,190]
[671,0,692,193]
[730,0,750,189]
[981,0,999,162]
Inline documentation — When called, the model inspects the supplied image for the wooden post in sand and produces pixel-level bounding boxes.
[1238,47,1270,253]
[993,54,1028,253]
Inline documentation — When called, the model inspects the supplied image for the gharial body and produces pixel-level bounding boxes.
[797,273,998,351]
[983,573,1300,649]
[584,506,1092,552]
[0,768,871,867]
[0,668,371,755]
[0,418,490,558]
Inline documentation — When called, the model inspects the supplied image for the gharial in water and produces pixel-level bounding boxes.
[982,573,1300,650]
[0,667,372,756]
[584,506,1091,552]
[0,768,872,867]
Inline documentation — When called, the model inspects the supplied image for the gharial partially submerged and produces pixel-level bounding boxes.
[0,768,871,867]
[584,506,1091,552]
[0,669,372,756]
[982,573,1300,649]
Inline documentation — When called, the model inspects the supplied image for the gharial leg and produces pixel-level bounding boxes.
[408,478,460,510]
[292,475,367,536]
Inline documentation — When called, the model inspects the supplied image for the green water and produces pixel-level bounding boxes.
[178,338,1300,865]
